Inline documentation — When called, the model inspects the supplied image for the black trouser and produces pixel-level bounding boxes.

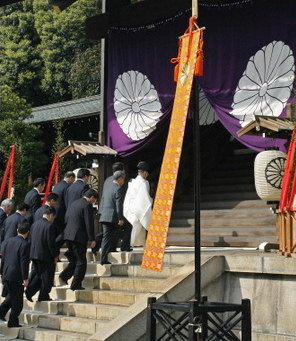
[0,280,24,327]
[95,222,132,253]
[100,223,119,263]
[59,241,87,290]
[119,223,132,251]
[26,260,55,300]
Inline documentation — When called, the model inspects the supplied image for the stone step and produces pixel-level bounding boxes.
[56,262,179,279]
[215,160,254,171]
[208,168,254,178]
[56,262,111,276]
[54,273,100,289]
[202,175,254,186]
[60,249,191,266]
[200,184,255,194]
[202,192,258,202]
[176,199,267,210]
[170,216,276,228]
[50,287,141,306]
[108,264,179,278]
[22,300,124,320]
[22,312,106,335]
[99,276,163,292]
[168,226,276,237]
[172,207,272,219]
[20,326,89,341]
[167,235,276,247]
[66,302,125,320]
[53,274,164,292]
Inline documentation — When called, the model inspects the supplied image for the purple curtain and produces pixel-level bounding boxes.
[107,2,295,156]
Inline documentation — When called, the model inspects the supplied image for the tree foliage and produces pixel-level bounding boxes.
[69,43,100,99]
[0,85,47,203]
[33,0,101,103]
[0,0,101,106]
[0,0,43,106]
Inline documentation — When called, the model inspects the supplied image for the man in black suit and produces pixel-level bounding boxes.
[24,178,45,223]
[2,203,30,242]
[59,189,97,290]
[0,221,30,328]
[65,169,90,210]
[99,171,125,265]
[25,206,58,302]
[0,199,14,245]
[34,192,59,223]
[52,171,75,236]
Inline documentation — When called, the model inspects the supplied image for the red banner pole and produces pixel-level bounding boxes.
[0,145,15,201]
[7,145,16,199]
[279,129,296,212]
[43,154,59,204]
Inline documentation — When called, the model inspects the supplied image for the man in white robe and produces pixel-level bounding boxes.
[124,161,152,246]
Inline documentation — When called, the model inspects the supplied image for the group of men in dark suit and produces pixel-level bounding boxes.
[0,169,99,327]
[0,162,143,327]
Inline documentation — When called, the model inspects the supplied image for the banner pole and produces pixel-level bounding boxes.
[192,0,201,302]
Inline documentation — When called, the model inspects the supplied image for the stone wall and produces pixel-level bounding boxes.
[202,254,296,341]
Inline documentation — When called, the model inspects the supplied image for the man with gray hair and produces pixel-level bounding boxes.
[99,171,126,264]
[0,199,14,244]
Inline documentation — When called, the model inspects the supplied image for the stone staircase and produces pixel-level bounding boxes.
[168,149,277,247]
[1,250,196,341]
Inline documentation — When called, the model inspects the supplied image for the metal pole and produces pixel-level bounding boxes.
[100,0,107,138]
[193,80,201,302]
[192,0,201,303]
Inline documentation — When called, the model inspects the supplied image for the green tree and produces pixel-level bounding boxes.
[0,0,43,106]
[0,85,47,203]
[33,0,101,103]
[0,0,101,106]
[69,43,100,99]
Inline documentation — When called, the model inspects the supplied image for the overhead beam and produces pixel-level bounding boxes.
[86,0,191,40]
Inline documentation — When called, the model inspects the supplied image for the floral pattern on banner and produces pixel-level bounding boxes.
[230,40,295,127]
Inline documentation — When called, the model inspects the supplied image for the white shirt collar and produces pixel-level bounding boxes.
[34,187,40,194]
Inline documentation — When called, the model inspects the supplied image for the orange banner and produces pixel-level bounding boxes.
[141,26,202,271]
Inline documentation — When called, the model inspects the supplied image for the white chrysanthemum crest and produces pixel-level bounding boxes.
[114,70,163,141]
[230,40,295,126]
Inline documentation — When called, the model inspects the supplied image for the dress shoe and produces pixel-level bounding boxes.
[7,323,22,328]
[59,275,68,286]
[25,291,33,302]
[121,248,133,252]
[100,261,112,265]
[70,286,85,291]
[91,247,99,256]
[38,297,52,302]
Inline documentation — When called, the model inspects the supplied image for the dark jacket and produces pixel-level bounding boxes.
[34,204,50,223]
[53,180,70,224]
[99,176,128,215]
[3,212,26,242]
[99,181,124,223]
[0,209,7,229]
[0,208,7,244]
[65,180,89,210]
[30,218,58,262]
[24,188,42,222]
[63,197,95,246]
[0,235,30,282]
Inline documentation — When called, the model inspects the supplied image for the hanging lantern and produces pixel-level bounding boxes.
[254,149,286,201]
